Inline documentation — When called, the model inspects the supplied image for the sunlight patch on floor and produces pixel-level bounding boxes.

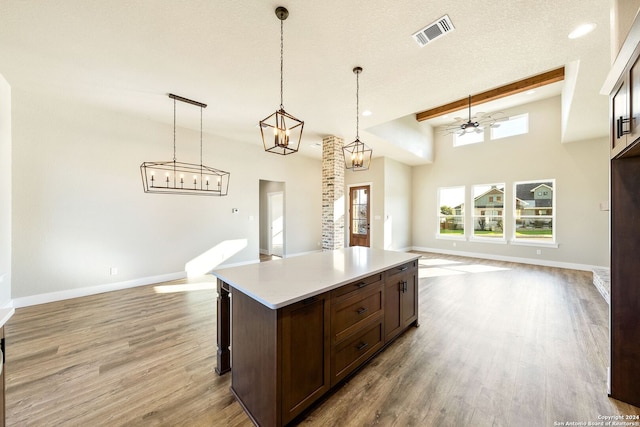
[419,258,462,266]
[418,258,511,278]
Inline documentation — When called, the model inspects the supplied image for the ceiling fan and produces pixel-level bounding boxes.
[442,95,506,136]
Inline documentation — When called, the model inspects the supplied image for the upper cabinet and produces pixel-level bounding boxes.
[610,44,640,158]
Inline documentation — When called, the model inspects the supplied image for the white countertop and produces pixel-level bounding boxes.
[212,247,420,309]
[0,307,14,328]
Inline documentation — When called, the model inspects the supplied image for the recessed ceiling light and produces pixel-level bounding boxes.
[362,110,372,117]
[525,90,536,95]
[568,23,596,39]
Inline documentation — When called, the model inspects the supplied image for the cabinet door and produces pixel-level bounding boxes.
[281,293,330,424]
[401,272,418,327]
[629,53,640,145]
[611,78,629,158]
[384,279,402,342]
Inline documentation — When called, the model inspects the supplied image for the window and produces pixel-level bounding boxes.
[438,186,465,237]
[491,113,528,140]
[514,180,555,244]
[454,129,484,147]
[472,184,505,239]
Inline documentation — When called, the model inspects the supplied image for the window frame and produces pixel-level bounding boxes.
[437,186,466,240]
[471,183,506,243]
[511,179,557,247]
[490,113,529,140]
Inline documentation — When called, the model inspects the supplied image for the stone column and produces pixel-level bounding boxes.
[322,135,345,250]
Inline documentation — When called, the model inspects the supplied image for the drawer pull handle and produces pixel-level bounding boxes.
[357,282,367,288]
[398,266,408,272]
[357,342,368,351]
[357,307,367,315]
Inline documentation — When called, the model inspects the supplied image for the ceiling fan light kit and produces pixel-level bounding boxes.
[443,95,505,136]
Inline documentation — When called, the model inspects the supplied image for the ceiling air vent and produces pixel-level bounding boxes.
[412,15,455,47]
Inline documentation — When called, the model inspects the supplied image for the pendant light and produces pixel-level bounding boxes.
[343,67,372,171]
[140,94,230,196]
[259,6,304,155]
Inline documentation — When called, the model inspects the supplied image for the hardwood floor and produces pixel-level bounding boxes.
[5,253,639,426]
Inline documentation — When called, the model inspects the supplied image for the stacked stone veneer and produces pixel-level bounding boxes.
[322,135,345,250]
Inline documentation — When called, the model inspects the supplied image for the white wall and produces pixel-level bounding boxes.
[383,158,412,250]
[0,74,11,306]
[412,96,610,269]
[11,88,321,300]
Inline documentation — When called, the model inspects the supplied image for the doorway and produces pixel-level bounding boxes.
[259,180,285,260]
[349,185,370,247]
[268,191,284,257]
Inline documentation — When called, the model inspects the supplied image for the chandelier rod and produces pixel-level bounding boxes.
[279,14,284,109]
[355,68,360,139]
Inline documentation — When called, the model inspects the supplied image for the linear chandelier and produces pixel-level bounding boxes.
[343,66,372,171]
[140,94,230,196]
[259,6,304,155]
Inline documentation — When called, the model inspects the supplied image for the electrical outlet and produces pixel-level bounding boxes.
[453,242,457,247]
[110,267,118,275]
[536,249,541,255]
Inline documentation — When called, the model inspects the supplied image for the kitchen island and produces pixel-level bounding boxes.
[212,247,420,426]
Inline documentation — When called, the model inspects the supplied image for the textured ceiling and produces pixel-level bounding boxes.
[0,0,612,165]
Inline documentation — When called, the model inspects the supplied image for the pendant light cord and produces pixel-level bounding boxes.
[173,97,177,163]
[200,106,203,169]
[356,70,360,140]
[280,18,284,110]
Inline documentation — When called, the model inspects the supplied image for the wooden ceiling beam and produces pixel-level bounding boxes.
[415,67,565,122]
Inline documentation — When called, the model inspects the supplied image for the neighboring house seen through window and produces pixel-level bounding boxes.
[472,184,505,240]
[513,180,555,244]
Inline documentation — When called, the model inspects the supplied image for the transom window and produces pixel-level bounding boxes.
[491,113,529,140]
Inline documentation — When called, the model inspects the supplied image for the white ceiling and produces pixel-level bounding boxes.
[0,0,612,166]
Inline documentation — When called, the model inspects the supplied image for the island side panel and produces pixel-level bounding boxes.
[216,279,231,375]
[231,287,281,427]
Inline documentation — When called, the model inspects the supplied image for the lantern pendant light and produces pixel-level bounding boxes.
[260,6,304,155]
[343,66,372,171]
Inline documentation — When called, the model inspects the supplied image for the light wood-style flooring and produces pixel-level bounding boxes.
[5,253,640,426]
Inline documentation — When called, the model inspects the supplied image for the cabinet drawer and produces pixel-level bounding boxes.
[385,260,417,281]
[332,321,383,386]
[332,284,383,343]
[331,273,383,299]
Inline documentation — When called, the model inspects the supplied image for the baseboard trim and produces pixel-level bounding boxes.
[12,271,188,308]
[411,246,605,272]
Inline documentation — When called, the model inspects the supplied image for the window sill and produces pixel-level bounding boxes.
[469,237,507,245]
[509,240,558,248]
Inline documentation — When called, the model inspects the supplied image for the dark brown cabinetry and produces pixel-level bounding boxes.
[330,277,384,385]
[608,30,640,408]
[228,260,419,427]
[281,294,331,424]
[384,260,419,342]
